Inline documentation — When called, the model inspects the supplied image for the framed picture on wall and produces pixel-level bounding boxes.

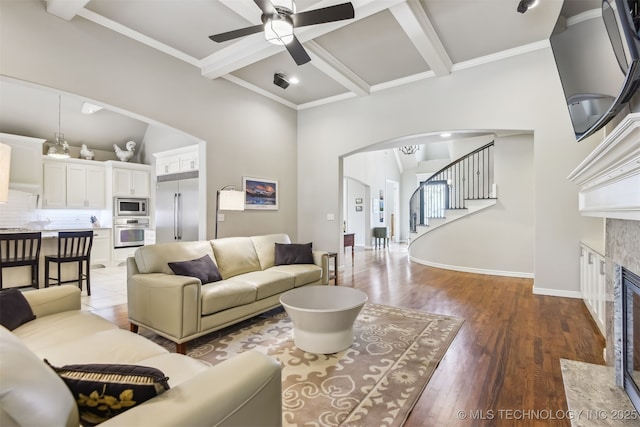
[356,205,363,212]
[243,177,278,210]
[355,198,363,204]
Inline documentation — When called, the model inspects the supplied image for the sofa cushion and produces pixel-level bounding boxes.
[267,264,323,287]
[0,289,36,331]
[211,237,261,279]
[274,242,314,265]
[251,234,291,270]
[201,280,257,316]
[0,327,79,427]
[227,271,295,300]
[46,361,170,426]
[29,329,169,367]
[136,353,210,388]
[135,241,217,275]
[13,310,119,354]
[168,255,222,284]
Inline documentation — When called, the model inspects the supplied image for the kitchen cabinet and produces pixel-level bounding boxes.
[154,145,199,176]
[0,133,45,194]
[91,228,111,267]
[66,164,105,208]
[42,162,67,208]
[111,165,150,198]
[43,159,105,209]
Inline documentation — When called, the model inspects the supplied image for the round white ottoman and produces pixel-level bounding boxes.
[280,286,368,354]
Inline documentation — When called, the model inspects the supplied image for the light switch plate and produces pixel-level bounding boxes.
[327,213,335,221]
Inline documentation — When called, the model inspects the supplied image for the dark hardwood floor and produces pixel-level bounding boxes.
[93,242,605,426]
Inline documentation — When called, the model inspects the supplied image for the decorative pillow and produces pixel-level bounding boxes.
[168,254,222,284]
[45,361,170,426]
[0,288,36,331]
[274,242,314,265]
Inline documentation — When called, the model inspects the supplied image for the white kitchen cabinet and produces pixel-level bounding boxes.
[66,164,105,208]
[42,161,67,208]
[43,159,105,209]
[112,167,150,197]
[0,133,45,194]
[91,228,111,267]
[156,157,180,176]
[153,145,199,176]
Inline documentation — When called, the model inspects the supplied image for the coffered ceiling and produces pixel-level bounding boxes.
[44,0,601,110]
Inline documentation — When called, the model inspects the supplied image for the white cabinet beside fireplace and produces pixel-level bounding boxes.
[579,243,606,337]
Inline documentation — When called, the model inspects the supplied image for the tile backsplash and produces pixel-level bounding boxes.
[0,189,110,229]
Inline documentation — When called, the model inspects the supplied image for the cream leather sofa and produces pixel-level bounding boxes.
[127,233,329,353]
[0,286,282,427]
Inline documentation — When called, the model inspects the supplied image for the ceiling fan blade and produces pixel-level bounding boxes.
[209,24,265,43]
[291,2,354,28]
[285,36,311,65]
[253,0,276,15]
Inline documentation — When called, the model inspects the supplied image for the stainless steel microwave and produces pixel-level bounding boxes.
[114,197,149,217]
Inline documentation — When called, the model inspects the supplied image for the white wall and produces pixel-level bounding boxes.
[0,1,298,240]
[409,134,534,276]
[297,47,601,296]
[343,149,402,247]
[344,177,367,246]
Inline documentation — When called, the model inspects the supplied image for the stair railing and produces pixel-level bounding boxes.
[409,141,494,233]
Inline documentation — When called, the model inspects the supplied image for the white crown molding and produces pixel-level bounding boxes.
[566,8,601,27]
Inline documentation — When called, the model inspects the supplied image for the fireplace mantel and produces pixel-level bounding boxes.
[568,113,640,221]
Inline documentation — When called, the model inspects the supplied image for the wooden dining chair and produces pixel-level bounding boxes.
[44,230,93,295]
[0,232,42,289]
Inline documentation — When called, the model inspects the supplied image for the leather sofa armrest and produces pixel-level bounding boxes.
[100,351,282,427]
[22,285,81,318]
[312,251,330,285]
[127,273,202,341]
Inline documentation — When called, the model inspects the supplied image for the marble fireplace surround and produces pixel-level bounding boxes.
[569,112,640,407]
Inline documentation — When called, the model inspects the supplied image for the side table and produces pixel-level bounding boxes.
[327,252,338,285]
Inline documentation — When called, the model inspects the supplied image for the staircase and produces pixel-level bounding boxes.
[409,141,496,242]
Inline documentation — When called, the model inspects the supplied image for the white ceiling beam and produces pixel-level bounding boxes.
[45,0,90,21]
[390,0,452,77]
[305,41,369,96]
[76,8,201,68]
[201,0,405,80]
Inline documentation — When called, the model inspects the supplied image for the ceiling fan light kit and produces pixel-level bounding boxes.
[265,15,294,45]
[209,0,354,66]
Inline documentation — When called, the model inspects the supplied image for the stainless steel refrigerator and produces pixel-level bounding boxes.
[155,172,199,243]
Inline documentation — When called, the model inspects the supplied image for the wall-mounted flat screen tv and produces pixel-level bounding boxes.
[550,0,640,141]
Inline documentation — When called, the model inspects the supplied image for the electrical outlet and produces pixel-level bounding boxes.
[217,213,225,221]
[327,214,335,221]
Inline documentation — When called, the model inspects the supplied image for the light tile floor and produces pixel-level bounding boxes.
[80,266,128,311]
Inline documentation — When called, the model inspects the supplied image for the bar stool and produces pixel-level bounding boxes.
[45,230,93,295]
[0,232,42,289]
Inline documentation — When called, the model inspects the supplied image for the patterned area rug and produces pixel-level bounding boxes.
[143,303,463,427]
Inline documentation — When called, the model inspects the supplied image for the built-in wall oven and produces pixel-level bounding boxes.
[113,217,149,248]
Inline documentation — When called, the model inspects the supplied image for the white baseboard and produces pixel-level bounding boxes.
[409,257,534,279]
[532,287,582,299]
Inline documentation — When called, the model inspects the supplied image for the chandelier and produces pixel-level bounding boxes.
[398,145,420,155]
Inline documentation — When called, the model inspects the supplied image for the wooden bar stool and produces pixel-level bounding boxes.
[0,232,42,289]
[45,231,93,295]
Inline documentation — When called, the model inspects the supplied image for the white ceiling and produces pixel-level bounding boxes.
[0,0,601,158]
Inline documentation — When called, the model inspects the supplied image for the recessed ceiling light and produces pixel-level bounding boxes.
[440,132,452,138]
[289,76,299,85]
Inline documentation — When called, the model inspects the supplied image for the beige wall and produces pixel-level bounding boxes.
[0,0,298,240]
[297,48,601,296]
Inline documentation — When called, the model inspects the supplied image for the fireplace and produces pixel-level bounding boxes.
[622,268,640,412]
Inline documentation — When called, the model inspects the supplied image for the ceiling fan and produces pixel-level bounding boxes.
[209,0,355,66]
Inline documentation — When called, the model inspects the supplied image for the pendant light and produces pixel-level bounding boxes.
[398,145,420,155]
[47,95,70,159]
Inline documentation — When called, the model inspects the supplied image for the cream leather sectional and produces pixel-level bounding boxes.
[127,233,329,353]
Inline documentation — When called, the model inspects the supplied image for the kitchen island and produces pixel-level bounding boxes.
[0,227,111,289]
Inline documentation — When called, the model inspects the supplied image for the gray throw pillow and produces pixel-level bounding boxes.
[0,289,36,331]
[274,242,314,265]
[168,254,222,284]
